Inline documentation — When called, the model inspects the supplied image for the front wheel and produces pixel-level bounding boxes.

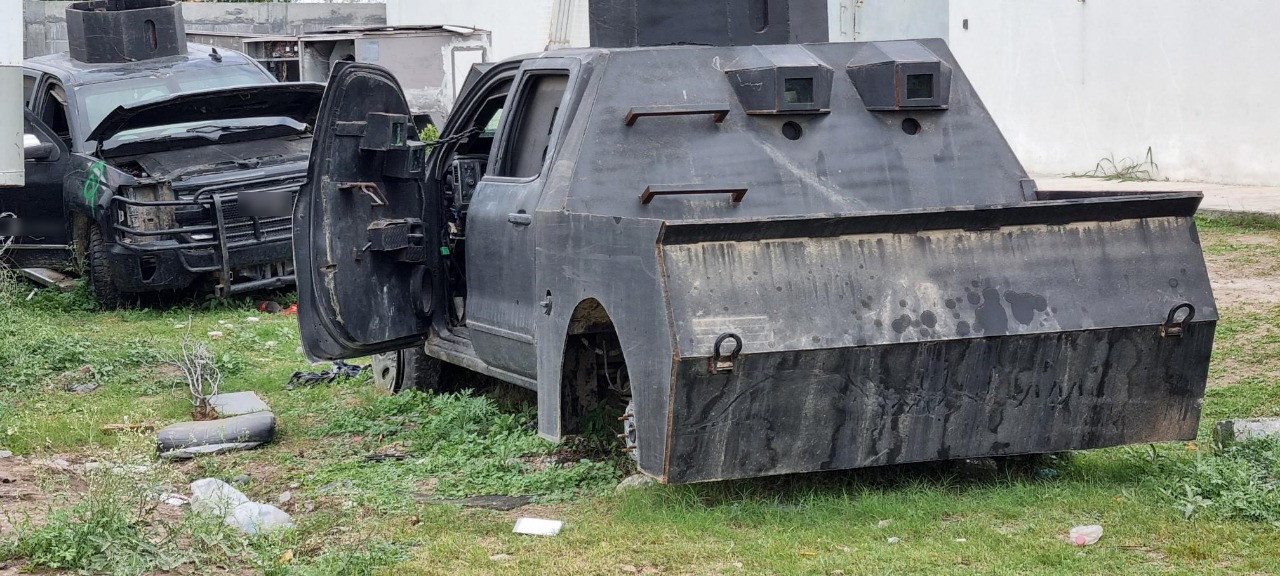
[371,346,444,394]
[87,224,123,309]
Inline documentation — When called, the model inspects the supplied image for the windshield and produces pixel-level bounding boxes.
[78,64,273,138]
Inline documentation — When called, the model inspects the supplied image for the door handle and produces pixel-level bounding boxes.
[507,212,532,226]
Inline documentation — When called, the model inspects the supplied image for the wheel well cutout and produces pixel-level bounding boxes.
[559,300,630,437]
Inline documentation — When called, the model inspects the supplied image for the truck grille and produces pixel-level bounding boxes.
[175,176,303,246]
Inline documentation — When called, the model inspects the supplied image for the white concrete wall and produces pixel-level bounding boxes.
[392,0,1279,186]
[387,0,589,61]
[945,0,1280,186]
[851,0,949,42]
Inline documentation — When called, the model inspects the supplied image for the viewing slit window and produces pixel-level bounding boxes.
[783,77,815,105]
[906,74,934,100]
[498,72,569,179]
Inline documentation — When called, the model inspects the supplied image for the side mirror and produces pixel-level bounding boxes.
[23,134,56,161]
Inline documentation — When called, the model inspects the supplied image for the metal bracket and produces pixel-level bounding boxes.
[709,333,743,374]
[338,182,388,207]
[1159,303,1196,338]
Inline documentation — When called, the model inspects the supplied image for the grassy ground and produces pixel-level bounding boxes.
[2,215,1279,575]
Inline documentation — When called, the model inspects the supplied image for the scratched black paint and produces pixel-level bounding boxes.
[669,324,1214,483]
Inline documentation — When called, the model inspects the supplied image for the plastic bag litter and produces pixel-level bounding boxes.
[1069,524,1103,546]
[229,501,295,534]
[190,478,249,516]
[190,478,293,534]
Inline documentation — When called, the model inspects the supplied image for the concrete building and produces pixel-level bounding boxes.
[23,1,388,58]
[388,0,1276,187]
[852,0,1280,187]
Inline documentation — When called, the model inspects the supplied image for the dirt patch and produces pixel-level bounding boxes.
[147,363,186,382]
[1208,310,1280,387]
[0,457,84,536]
[45,365,96,393]
[1203,231,1280,307]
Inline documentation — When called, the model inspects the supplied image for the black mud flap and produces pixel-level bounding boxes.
[294,63,432,360]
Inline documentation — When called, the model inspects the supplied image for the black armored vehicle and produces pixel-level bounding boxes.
[294,2,1215,483]
[4,0,321,305]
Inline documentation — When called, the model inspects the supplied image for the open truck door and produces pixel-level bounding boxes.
[294,63,432,360]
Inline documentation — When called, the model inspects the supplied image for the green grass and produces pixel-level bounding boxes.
[3,223,1280,574]
[1069,148,1160,182]
[1197,211,1280,233]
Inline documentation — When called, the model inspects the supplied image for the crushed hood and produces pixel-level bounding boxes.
[88,82,326,143]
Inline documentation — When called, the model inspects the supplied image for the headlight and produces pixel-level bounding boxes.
[121,183,177,242]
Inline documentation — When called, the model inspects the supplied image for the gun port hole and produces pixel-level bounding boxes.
[902,118,921,135]
[781,121,803,141]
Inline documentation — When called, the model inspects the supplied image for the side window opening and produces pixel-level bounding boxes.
[40,83,73,149]
[22,73,38,108]
[495,73,569,179]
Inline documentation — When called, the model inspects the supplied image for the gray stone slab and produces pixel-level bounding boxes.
[157,412,275,459]
[208,391,271,417]
[1213,418,1280,448]
[417,494,532,511]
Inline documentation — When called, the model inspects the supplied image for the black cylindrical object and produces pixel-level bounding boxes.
[589,0,829,48]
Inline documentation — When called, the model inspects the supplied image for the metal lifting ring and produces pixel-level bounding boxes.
[1160,303,1196,338]
[710,333,743,374]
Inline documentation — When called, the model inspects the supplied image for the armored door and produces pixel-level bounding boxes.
[465,62,574,378]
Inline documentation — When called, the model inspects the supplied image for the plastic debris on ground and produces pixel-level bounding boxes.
[1069,524,1103,546]
[287,360,368,389]
[513,517,563,536]
[190,478,293,534]
[162,493,190,506]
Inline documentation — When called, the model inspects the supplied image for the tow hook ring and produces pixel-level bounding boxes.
[1160,303,1196,338]
[710,333,743,374]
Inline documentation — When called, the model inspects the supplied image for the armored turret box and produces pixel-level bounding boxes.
[67,0,187,64]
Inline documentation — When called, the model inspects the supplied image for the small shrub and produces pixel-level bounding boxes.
[166,335,224,419]
[0,472,187,575]
[1164,439,1280,523]
[1070,147,1160,182]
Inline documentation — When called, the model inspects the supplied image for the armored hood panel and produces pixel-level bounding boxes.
[88,83,326,143]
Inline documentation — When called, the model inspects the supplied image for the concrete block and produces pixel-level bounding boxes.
[1213,418,1280,449]
[208,391,271,417]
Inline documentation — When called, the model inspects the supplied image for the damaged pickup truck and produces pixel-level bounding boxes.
[3,1,321,306]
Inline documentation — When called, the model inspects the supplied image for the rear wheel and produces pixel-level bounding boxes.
[561,328,635,462]
[371,346,444,393]
[87,224,123,309]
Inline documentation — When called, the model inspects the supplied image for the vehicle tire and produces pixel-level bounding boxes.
[87,224,123,309]
[371,346,444,394]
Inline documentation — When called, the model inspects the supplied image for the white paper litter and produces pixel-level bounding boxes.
[513,517,563,536]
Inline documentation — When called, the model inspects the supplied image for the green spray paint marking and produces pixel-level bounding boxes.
[82,161,105,216]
